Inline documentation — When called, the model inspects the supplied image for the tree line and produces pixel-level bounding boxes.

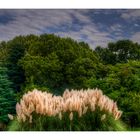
[0,34,140,130]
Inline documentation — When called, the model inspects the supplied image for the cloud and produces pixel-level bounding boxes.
[110,24,122,32]
[131,32,140,43]
[0,9,114,48]
[56,24,114,49]
[0,9,140,48]
[121,10,140,20]
[0,10,75,40]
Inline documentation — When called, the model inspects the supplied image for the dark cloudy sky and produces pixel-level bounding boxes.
[0,9,140,49]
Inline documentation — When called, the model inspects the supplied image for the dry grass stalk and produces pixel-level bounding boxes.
[15,88,122,123]
[8,114,14,120]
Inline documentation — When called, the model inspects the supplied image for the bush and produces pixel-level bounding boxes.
[8,89,126,131]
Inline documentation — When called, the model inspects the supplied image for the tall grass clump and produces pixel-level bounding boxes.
[8,88,126,131]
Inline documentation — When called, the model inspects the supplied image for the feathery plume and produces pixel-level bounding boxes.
[8,114,14,120]
[14,88,122,123]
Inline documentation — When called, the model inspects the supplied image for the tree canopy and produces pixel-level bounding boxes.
[0,34,140,129]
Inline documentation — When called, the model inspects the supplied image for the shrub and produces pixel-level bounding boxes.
[8,89,126,131]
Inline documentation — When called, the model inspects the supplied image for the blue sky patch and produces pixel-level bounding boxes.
[0,9,140,48]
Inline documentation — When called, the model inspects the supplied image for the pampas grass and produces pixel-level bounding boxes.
[8,88,126,131]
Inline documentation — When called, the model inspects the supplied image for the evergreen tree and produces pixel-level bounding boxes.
[0,67,16,124]
[6,36,26,92]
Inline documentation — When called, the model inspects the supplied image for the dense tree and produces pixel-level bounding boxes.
[0,67,16,126]
[19,53,64,89]
[95,40,140,65]
[119,92,140,128]
[18,34,101,92]
[0,41,9,63]
[85,60,140,127]
[6,36,26,92]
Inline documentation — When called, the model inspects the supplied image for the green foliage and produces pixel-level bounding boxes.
[19,53,64,89]
[17,34,100,91]
[0,67,16,124]
[65,57,97,88]
[0,41,9,64]
[22,83,50,95]
[6,36,26,92]
[119,92,140,128]
[95,40,140,65]
[85,60,140,128]
[8,110,126,131]
[0,34,140,130]
[7,119,20,131]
